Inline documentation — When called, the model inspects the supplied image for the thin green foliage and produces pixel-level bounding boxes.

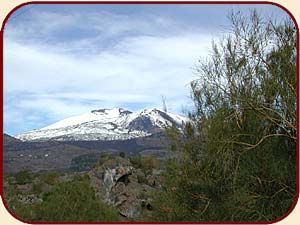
[151,10,296,222]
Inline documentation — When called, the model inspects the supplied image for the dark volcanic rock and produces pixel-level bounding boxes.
[128,116,156,132]
[89,157,160,219]
[91,108,132,115]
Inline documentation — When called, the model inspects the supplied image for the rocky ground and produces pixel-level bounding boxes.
[3,156,163,221]
[88,157,162,219]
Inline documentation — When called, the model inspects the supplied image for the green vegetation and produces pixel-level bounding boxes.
[15,170,32,185]
[35,175,120,221]
[40,171,60,185]
[137,173,148,184]
[3,9,296,223]
[130,156,160,175]
[5,172,120,222]
[70,153,99,171]
[31,182,43,194]
[98,152,116,165]
[151,11,296,222]
[119,151,126,158]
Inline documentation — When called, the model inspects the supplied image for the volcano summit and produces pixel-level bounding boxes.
[15,108,188,142]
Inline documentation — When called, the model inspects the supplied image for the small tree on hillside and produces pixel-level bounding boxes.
[35,176,120,222]
[119,152,126,158]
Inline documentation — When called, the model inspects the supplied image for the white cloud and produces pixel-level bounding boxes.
[4,9,214,134]
[4,33,211,93]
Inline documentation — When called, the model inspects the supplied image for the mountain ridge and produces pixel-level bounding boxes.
[15,108,188,142]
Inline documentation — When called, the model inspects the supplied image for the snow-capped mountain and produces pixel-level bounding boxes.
[15,108,188,142]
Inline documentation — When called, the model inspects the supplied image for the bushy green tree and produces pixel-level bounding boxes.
[130,156,160,174]
[35,175,120,222]
[152,10,296,222]
[40,171,60,185]
[119,152,126,158]
[7,175,120,222]
[14,170,32,185]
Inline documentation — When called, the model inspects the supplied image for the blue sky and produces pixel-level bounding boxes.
[3,3,289,135]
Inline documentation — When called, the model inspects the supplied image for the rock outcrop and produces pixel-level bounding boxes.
[88,157,160,218]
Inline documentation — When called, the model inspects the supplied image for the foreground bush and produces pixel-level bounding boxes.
[15,170,32,185]
[130,156,160,175]
[7,175,120,222]
[151,10,296,222]
[35,176,120,222]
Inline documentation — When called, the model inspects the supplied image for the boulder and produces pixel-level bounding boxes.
[18,194,42,204]
[89,157,160,219]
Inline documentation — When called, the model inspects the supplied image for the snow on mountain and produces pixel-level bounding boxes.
[15,108,188,142]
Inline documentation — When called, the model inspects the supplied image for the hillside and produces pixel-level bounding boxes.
[15,108,187,142]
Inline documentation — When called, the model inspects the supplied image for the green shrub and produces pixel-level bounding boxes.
[70,154,99,171]
[15,170,32,185]
[142,157,160,174]
[130,157,160,175]
[35,176,120,222]
[32,182,43,194]
[99,152,115,165]
[119,152,126,158]
[151,11,296,222]
[41,171,60,185]
[137,174,148,184]
[130,157,142,168]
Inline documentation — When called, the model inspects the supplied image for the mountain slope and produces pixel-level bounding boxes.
[15,108,188,142]
[3,133,22,145]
